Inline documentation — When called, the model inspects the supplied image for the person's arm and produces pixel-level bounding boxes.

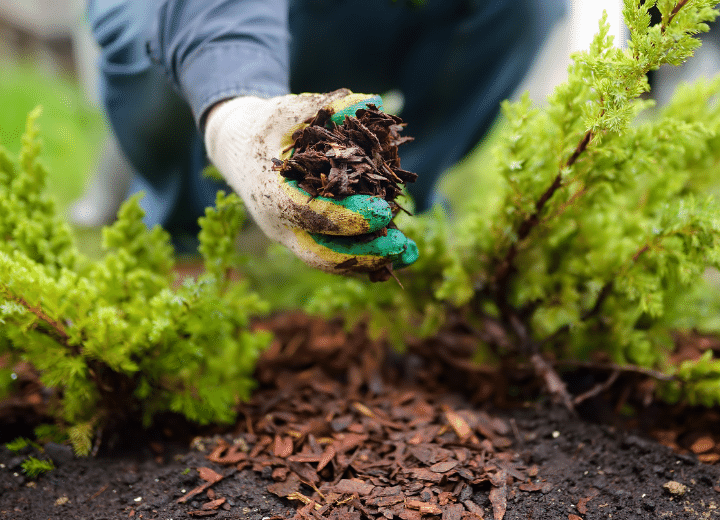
[146,0,418,275]
[147,0,291,130]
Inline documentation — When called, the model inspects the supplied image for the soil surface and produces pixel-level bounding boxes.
[1,312,720,520]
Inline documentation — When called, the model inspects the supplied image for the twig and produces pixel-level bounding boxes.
[553,359,675,381]
[573,370,620,405]
[3,291,74,351]
[565,130,593,171]
[662,0,690,33]
[87,483,109,502]
[530,353,575,411]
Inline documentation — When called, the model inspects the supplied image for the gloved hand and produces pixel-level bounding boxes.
[204,88,418,275]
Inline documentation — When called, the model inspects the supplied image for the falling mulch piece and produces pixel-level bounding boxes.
[272,104,417,281]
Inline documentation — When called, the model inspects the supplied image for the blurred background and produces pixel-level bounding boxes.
[0,0,717,242]
[0,0,103,221]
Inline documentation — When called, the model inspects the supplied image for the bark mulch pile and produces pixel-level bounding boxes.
[197,314,524,520]
[272,105,416,203]
[1,312,720,519]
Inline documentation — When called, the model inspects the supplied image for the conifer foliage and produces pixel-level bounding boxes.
[308,0,720,406]
[0,109,270,454]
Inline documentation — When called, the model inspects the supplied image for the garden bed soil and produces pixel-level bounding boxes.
[1,312,720,520]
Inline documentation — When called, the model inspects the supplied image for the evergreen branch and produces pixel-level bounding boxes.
[632,243,652,262]
[495,130,594,283]
[3,291,73,350]
[663,0,691,33]
[491,129,595,353]
[565,129,594,170]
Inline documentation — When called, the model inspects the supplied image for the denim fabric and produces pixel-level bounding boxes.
[87,0,567,232]
[87,0,227,234]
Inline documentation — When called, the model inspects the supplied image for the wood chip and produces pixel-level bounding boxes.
[197,467,223,484]
[430,460,459,473]
[442,503,465,520]
[463,500,485,516]
[177,468,225,504]
[698,453,720,464]
[577,495,592,514]
[406,500,442,515]
[267,473,302,498]
[332,479,375,496]
[316,445,336,472]
[690,436,715,454]
[274,435,294,458]
[202,498,226,511]
[206,443,247,464]
[518,482,544,492]
[407,467,444,483]
[445,409,473,441]
[489,484,507,520]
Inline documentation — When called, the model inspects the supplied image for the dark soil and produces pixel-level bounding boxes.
[1,312,720,520]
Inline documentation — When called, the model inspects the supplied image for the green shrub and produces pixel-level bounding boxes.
[302,1,720,405]
[0,109,271,454]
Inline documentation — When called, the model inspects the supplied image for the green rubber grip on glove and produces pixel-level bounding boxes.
[311,228,419,269]
[328,94,384,125]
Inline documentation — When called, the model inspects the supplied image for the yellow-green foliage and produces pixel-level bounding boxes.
[21,457,54,479]
[303,1,720,406]
[0,109,271,454]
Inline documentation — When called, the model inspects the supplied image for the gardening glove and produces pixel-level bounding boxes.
[204,88,418,275]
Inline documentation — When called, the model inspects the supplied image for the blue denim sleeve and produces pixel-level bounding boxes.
[147,0,291,127]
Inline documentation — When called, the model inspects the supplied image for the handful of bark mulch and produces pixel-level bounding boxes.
[272,104,417,203]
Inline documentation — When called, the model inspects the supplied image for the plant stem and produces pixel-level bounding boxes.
[4,292,73,350]
[491,129,595,353]
[554,359,675,381]
[663,0,690,33]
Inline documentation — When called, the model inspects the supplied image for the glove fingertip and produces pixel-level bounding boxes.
[394,237,419,269]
